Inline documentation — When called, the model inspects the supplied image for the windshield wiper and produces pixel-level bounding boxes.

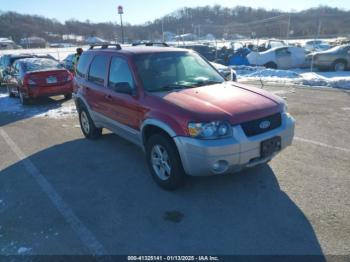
[193,80,223,87]
[159,84,191,91]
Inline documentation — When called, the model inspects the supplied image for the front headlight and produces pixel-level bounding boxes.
[188,121,233,139]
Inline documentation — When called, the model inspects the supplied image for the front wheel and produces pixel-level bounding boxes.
[79,106,102,139]
[146,134,186,190]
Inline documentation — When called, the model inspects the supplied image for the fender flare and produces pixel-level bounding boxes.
[141,119,177,144]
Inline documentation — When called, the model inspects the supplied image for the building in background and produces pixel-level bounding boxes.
[20,37,47,48]
[0,38,21,49]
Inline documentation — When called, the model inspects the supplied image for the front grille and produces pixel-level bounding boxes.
[241,113,282,137]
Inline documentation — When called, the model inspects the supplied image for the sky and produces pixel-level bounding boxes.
[1,0,349,25]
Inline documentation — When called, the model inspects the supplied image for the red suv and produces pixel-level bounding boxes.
[74,44,295,190]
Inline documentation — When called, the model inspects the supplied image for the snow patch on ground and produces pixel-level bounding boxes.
[0,93,77,119]
[234,66,350,89]
[35,103,77,119]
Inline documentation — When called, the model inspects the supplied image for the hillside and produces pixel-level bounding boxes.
[0,5,349,43]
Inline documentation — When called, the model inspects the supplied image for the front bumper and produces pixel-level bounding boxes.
[174,112,295,176]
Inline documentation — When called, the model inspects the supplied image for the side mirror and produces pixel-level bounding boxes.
[110,82,134,95]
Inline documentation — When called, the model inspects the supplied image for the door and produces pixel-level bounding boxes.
[84,54,110,118]
[104,56,141,133]
[275,47,293,69]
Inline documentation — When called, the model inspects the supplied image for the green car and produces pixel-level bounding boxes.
[308,44,350,71]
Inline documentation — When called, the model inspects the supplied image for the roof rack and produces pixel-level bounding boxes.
[131,42,169,47]
[89,44,122,50]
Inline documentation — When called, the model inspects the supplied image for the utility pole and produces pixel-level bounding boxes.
[311,19,322,72]
[118,5,125,44]
[162,19,164,42]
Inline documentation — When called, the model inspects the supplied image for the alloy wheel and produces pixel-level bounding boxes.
[151,144,172,181]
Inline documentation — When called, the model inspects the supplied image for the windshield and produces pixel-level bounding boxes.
[23,58,63,72]
[134,51,224,92]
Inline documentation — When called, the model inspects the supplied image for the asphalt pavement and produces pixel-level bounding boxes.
[0,84,349,258]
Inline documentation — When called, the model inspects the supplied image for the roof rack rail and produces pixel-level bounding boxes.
[131,42,169,47]
[89,44,122,50]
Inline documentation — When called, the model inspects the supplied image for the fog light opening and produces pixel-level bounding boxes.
[212,160,229,174]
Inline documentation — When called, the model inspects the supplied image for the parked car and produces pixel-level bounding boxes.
[307,44,350,71]
[303,40,331,53]
[73,44,295,190]
[132,41,169,47]
[177,44,216,61]
[247,46,306,69]
[6,58,73,104]
[210,62,237,81]
[0,53,56,85]
[258,39,287,52]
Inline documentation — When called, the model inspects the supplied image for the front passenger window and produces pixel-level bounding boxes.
[108,57,134,91]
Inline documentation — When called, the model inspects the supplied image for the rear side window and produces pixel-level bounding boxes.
[88,55,109,86]
[108,57,134,90]
[76,53,92,78]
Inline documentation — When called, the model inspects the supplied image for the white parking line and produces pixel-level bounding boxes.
[295,136,350,153]
[0,128,107,255]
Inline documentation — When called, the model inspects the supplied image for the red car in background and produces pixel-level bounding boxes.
[6,58,73,105]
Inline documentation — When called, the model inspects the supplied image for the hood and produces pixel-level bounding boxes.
[153,82,283,124]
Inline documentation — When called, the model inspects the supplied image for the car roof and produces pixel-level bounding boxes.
[85,46,189,56]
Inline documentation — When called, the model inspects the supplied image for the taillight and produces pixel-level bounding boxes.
[23,75,37,88]
[65,72,73,82]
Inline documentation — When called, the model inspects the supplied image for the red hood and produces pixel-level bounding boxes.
[152,82,283,124]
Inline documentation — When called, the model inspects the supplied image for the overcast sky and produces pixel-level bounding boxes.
[1,0,349,24]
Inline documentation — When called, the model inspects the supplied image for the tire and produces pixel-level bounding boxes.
[333,60,347,72]
[7,86,15,98]
[145,134,186,190]
[64,93,72,100]
[19,89,29,105]
[79,106,102,139]
[264,62,278,69]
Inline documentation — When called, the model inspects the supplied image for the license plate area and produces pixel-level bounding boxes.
[46,76,57,84]
[260,136,281,158]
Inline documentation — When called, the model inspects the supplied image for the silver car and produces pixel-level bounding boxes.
[309,44,350,71]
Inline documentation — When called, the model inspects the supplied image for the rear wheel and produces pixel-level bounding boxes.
[7,86,15,98]
[79,106,102,139]
[333,60,347,71]
[18,89,29,105]
[264,62,278,69]
[146,134,186,190]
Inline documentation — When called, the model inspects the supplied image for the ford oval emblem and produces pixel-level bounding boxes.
[259,120,271,129]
